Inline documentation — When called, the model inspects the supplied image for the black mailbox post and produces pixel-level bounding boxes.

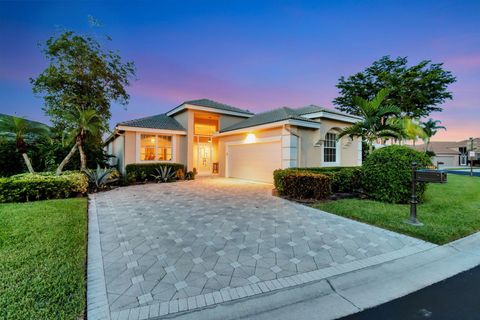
[406,163,447,226]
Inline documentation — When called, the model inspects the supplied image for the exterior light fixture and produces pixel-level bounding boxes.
[245,133,256,144]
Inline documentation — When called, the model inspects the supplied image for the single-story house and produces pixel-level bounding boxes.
[106,99,363,183]
[412,138,480,167]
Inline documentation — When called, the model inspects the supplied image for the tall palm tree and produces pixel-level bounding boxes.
[56,108,106,175]
[0,115,50,173]
[338,88,402,154]
[421,119,446,151]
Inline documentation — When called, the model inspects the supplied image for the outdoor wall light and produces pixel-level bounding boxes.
[245,133,256,143]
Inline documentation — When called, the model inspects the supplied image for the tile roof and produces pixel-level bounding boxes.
[118,114,186,131]
[182,99,254,115]
[412,142,461,155]
[220,107,319,132]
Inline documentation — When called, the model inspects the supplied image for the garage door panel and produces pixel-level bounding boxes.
[228,142,281,183]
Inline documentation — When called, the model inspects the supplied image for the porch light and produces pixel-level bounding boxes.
[150,137,156,143]
[245,133,256,144]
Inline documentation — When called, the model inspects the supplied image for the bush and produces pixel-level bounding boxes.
[0,171,88,203]
[280,171,331,200]
[362,145,432,204]
[125,163,185,183]
[274,167,362,194]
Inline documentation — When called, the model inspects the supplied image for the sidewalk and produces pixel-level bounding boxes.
[165,232,480,320]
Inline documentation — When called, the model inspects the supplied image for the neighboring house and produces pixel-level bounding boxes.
[412,138,480,167]
[106,99,362,183]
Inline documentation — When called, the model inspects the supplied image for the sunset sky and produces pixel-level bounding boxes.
[1,0,479,141]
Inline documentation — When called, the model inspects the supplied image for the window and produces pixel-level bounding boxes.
[157,136,172,161]
[139,134,172,161]
[324,132,337,163]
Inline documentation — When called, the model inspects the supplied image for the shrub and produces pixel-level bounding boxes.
[0,171,88,203]
[281,171,331,200]
[125,163,185,183]
[362,145,432,204]
[274,167,362,194]
[83,167,119,192]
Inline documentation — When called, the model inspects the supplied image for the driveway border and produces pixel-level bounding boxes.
[87,195,111,320]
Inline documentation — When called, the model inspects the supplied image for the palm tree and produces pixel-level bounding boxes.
[0,115,50,173]
[56,108,106,175]
[338,88,402,154]
[388,117,427,146]
[421,119,446,151]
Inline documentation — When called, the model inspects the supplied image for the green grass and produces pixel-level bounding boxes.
[313,175,480,245]
[0,198,88,319]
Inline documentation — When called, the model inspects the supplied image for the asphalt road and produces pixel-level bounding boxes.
[340,265,480,320]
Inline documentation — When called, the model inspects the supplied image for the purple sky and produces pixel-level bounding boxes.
[0,0,479,141]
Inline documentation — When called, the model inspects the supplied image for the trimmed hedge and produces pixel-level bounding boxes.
[274,167,362,195]
[362,145,432,203]
[281,171,331,200]
[125,163,185,183]
[0,171,88,203]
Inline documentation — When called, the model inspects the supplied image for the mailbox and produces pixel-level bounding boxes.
[416,169,447,183]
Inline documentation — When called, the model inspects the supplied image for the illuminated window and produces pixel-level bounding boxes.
[140,135,156,161]
[324,132,337,163]
[140,134,172,161]
[157,136,172,161]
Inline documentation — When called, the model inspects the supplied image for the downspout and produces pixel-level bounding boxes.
[284,125,301,168]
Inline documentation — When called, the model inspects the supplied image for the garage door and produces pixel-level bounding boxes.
[227,141,282,183]
[434,155,456,167]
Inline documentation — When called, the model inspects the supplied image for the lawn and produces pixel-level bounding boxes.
[313,174,480,245]
[0,198,88,320]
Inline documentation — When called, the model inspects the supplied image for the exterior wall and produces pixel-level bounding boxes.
[107,135,125,173]
[433,154,459,167]
[217,127,284,177]
[297,118,362,167]
[219,114,250,130]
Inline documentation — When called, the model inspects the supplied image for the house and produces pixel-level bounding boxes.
[106,99,363,183]
[412,138,480,167]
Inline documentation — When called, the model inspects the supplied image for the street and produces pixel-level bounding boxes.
[340,265,480,320]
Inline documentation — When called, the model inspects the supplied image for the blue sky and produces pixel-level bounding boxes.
[1,0,479,140]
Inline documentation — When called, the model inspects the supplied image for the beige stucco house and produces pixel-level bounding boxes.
[106,99,362,183]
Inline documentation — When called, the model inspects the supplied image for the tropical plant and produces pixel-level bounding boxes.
[388,117,427,145]
[0,115,50,173]
[83,166,118,192]
[334,56,456,118]
[56,108,106,175]
[338,88,402,154]
[151,166,177,183]
[422,119,446,151]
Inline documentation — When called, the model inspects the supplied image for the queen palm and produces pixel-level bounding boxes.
[0,115,50,173]
[421,119,446,151]
[338,88,402,154]
[56,107,106,175]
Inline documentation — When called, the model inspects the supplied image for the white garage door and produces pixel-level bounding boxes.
[227,141,282,183]
[434,155,456,167]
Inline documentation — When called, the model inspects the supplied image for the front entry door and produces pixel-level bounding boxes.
[198,143,212,174]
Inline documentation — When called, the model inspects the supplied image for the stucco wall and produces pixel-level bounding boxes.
[219,114,250,130]
[297,118,361,167]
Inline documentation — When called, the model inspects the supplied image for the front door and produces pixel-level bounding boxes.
[198,143,212,174]
[460,154,467,166]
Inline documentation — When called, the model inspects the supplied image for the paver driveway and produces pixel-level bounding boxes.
[88,177,432,319]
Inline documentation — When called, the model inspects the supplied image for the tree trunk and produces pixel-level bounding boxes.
[56,143,78,175]
[78,143,87,171]
[22,153,35,174]
[425,138,430,152]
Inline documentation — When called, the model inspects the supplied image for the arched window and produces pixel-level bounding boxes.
[323,131,339,165]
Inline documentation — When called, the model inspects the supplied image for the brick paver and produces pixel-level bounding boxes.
[88,177,432,318]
